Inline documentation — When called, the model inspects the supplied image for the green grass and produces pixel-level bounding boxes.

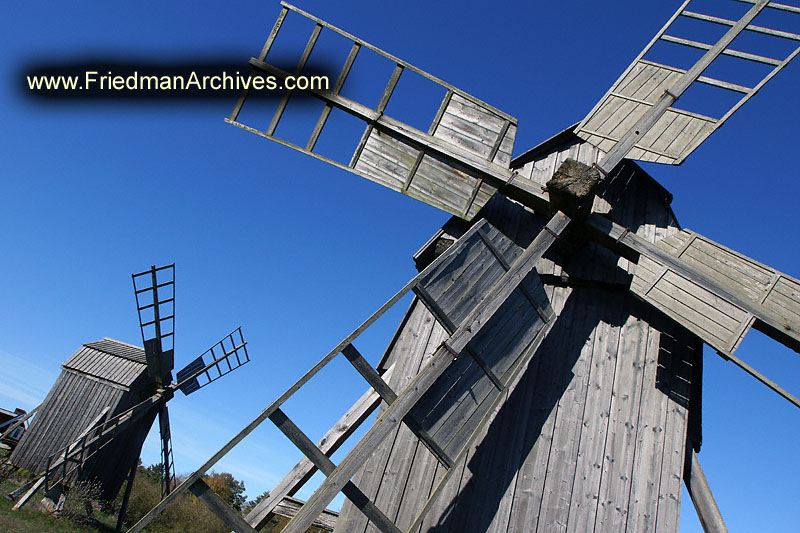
[0,479,117,533]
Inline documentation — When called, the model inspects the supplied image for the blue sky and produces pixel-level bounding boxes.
[2,1,799,530]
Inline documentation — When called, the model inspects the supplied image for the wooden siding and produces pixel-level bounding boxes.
[10,340,153,500]
[335,136,700,533]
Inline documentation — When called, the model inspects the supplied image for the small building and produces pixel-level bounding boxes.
[0,407,28,450]
[9,339,157,500]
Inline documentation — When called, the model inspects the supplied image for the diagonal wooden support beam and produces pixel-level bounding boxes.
[684,447,727,533]
[280,211,569,533]
[269,409,401,533]
[244,365,395,530]
[190,478,259,533]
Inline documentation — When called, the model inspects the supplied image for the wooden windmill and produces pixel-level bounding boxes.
[8,264,250,519]
[130,2,800,532]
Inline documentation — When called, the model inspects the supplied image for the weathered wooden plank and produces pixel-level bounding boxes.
[565,304,625,531]
[441,95,506,134]
[415,290,559,532]
[438,109,498,145]
[265,23,322,136]
[11,476,46,510]
[641,283,736,348]
[506,287,574,533]
[245,366,394,530]
[626,324,671,532]
[190,478,258,533]
[594,315,649,531]
[535,287,590,532]
[641,263,747,330]
[654,327,695,533]
[435,122,494,159]
[390,439,437,532]
[363,422,420,533]
[683,449,728,533]
[269,409,401,533]
[589,213,800,353]
[272,496,339,531]
[415,279,550,445]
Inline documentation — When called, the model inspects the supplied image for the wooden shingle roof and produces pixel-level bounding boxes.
[62,339,147,387]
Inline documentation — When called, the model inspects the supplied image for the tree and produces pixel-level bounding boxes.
[203,471,247,512]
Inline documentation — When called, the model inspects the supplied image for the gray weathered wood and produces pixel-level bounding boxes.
[587,213,800,356]
[283,214,567,533]
[684,448,727,533]
[269,408,401,533]
[190,478,258,533]
[11,476,45,510]
[272,496,339,531]
[245,366,395,530]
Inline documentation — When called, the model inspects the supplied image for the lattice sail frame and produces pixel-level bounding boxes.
[576,0,800,165]
[227,1,518,220]
[132,264,176,384]
[176,327,250,395]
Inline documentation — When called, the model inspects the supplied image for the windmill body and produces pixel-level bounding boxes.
[128,2,800,532]
[334,132,702,532]
[6,264,249,519]
[9,339,156,500]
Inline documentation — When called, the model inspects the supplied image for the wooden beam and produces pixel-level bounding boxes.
[128,220,495,533]
[244,366,395,530]
[115,460,138,533]
[271,496,338,531]
[190,478,259,533]
[683,448,727,533]
[279,212,568,533]
[584,213,800,354]
[11,476,45,510]
[268,409,401,533]
[265,23,323,136]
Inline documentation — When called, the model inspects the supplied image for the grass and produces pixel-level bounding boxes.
[0,455,331,533]
[0,479,117,533]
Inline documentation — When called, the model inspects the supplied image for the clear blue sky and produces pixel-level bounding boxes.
[2,1,799,530]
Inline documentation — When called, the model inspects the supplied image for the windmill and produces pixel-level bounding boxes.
[129,1,799,532]
[8,264,250,524]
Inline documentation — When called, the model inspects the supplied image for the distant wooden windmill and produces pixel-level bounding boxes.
[7,264,249,525]
[130,2,800,532]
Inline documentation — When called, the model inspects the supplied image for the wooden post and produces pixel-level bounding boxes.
[189,478,259,533]
[684,447,727,533]
[116,460,139,532]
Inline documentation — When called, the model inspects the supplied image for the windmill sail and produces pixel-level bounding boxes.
[576,0,800,165]
[132,264,176,386]
[175,327,250,395]
[586,213,800,357]
[228,2,517,220]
